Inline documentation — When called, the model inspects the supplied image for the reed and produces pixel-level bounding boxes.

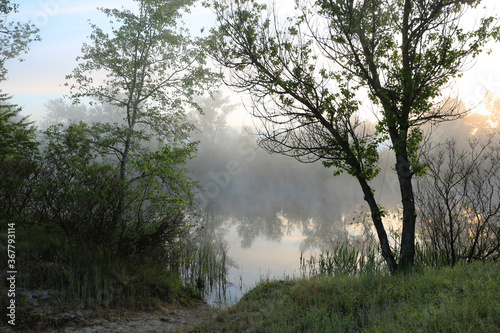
[1,225,229,330]
[178,238,230,305]
[300,243,386,277]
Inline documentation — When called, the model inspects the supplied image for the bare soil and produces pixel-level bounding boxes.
[2,301,217,333]
[2,288,219,333]
[51,302,217,333]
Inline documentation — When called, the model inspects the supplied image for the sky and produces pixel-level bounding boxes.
[1,0,500,125]
[0,0,220,121]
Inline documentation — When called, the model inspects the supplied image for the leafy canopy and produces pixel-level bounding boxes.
[0,0,40,81]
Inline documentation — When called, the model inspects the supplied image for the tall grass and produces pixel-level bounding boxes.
[300,243,386,277]
[0,226,230,330]
[187,239,500,332]
[179,238,230,305]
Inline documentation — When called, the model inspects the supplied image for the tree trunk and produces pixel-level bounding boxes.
[445,201,457,266]
[396,155,417,272]
[115,104,137,254]
[357,177,398,274]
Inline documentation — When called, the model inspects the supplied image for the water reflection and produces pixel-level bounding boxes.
[193,182,408,305]
[186,102,400,304]
[185,94,500,305]
[196,201,377,306]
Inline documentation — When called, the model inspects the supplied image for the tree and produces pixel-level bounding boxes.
[32,121,198,259]
[188,92,236,146]
[207,0,499,272]
[0,94,37,161]
[66,0,218,183]
[62,0,220,259]
[34,122,124,252]
[0,0,39,223]
[65,0,219,238]
[41,98,124,129]
[0,94,38,223]
[0,0,40,81]
[0,0,40,163]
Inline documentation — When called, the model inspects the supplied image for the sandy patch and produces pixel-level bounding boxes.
[43,302,217,333]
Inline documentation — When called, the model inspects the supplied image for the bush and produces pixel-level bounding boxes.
[28,122,196,261]
[0,119,209,328]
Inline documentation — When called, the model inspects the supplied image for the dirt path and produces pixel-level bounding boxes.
[45,302,217,333]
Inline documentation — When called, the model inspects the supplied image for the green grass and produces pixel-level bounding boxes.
[188,261,500,333]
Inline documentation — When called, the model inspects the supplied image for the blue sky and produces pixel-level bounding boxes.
[1,0,499,123]
[0,0,215,121]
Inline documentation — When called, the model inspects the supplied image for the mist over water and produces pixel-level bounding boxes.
[40,93,500,305]
[187,134,406,304]
[185,95,400,304]
[185,94,500,304]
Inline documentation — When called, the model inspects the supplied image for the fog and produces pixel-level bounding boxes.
[40,93,499,254]
[185,93,499,253]
[188,94,394,252]
[38,91,499,304]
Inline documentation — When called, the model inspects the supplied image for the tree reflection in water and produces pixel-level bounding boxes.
[186,94,402,304]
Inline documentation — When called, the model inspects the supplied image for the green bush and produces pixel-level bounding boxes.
[0,119,218,328]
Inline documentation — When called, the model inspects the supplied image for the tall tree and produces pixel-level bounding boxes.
[0,94,38,223]
[208,0,499,272]
[0,0,39,157]
[66,0,218,182]
[41,98,124,129]
[188,92,236,145]
[65,0,219,253]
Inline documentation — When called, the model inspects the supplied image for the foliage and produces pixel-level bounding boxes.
[41,0,220,281]
[65,0,219,185]
[0,117,222,327]
[0,93,38,223]
[66,0,214,109]
[0,2,227,327]
[0,226,204,329]
[187,92,236,146]
[0,93,38,159]
[60,1,220,268]
[0,1,223,329]
[0,0,40,223]
[41,98,124,129]
[33,123,122,251]
[0,0,40,81]
[32,121,197,259]
[206,0,500,272]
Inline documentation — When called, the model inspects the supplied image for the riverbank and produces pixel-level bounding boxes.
[52,301,216,333]
[187,261,500,332]
[5,261,499,332]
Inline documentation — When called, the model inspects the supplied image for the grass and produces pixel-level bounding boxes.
[300,243,383,277]
[188,261,500,332]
